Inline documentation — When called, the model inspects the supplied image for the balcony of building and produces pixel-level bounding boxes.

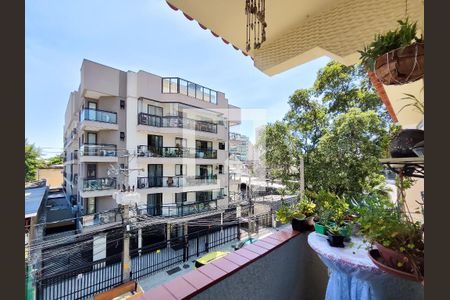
[80,177,117,198]
[79,108,118,131]
[79,144,118,163]
[161,77,218,105]
[136,175,218,190]
[139,197,219,218]
[136,145,218,164]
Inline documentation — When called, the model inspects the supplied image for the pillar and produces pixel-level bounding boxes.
[93,233,107,269]
[138,228,142,256]
[122,205,131,282]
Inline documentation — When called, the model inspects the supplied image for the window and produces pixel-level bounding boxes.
[87,197,96,214]
[147,193,162,216]
[120,164,125,169]
[219,165,224,174]
[170,78,178,93]
[187,82,196,98]
[175,164,187,176]
[219,142,225,150]
[162,78,170,93]
[175,192,187,204]
[197,165,213,178]
[120,132,125,141]
[87,164,96,179]
[175,137,187,148]
[120,100,125,109]
[179,79,188,95]
[148,105,163,116]
[210,91,217,104]
[196,85,203,100]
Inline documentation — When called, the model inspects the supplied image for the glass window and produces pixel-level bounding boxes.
[175,164,187,176]
[175,137,187,148]
[162,78,170,93]
[148,105,163,116]
[188,82,196,97]
[179,79,188,95]
[87,197,96,214]
[175,192,187,204]
[170,78,178,93]
[210,91,217,104]
[219,165,224,174]
[203,88,210,102]
[196,85,203,100]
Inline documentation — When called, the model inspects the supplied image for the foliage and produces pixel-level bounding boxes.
[359,18,423,70]
[25,140,43,182]
[43,154,64,167]
[397,93,424,116]
[275,197,316,224]
[310,190,349,226]
[325,223,343,236]
[353,194,424,274]
[257,61,392,200]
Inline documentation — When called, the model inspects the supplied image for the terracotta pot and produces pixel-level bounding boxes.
[374,43,424,85]
[389,129,424,158]
[375,242,424,274]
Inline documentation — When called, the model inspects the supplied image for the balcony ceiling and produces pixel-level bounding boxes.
[166,0,424,76]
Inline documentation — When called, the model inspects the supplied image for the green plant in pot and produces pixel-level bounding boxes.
[276,197,316,233]
[359,18,424,85]
[310,190,338,235]
[356,196,424,280]
[325,223,346,248]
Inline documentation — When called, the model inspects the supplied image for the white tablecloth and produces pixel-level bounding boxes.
[308,232,423,300]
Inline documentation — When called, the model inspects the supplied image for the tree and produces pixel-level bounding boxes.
[258,61,393,199]
[25,140,42,182]
[45,154,64,166]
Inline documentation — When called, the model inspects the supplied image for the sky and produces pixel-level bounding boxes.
[25,0,330,157]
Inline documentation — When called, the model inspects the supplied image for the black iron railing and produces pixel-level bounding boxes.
[137,145,217,159]
[137,175,217,189]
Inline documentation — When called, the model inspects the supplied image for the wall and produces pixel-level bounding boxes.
[192,233,328,300]
[37,168,63,188]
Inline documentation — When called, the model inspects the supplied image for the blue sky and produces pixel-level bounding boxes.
[26,0,329,157]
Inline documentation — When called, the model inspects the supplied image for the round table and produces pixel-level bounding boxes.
[307,232,423,300]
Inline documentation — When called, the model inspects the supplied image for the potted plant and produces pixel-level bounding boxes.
[276,197,316,233]
[355,195,424,280]
[325,224,345,248]
[359,18,424,85]
[389,129,424,158]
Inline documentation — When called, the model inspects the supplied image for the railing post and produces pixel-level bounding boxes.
[121,205,131,283]
[205,227,210,253]
[183,223,189,262]
[196,232,199,257]
[237,219,241,241]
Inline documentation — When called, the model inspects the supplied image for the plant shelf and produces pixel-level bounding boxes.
[380,157,424,178]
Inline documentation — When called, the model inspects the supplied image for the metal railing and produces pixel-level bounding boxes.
[138,112,217,133]
[161,77,218,104]
[141,198,219,217]
[79,144,117,157]
[137,175,217,189]
[82,177,117,192]
[80,108,117,124]
[136,145,217,159]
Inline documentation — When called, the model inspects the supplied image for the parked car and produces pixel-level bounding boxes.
[194,251,229,268]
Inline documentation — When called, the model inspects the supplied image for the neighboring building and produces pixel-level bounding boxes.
[37,165,64,189]
[229,132,252,162]
[63,59,241,218]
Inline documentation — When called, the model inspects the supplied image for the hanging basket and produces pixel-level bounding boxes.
[374,43,424,85]
[389,129,424,158]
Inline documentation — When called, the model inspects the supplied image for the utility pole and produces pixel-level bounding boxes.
[121,204,131,283]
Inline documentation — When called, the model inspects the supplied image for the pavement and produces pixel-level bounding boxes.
[137,224,290,291]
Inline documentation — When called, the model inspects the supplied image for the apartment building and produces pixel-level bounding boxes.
[229,132,252,162]
[63,59,241,219]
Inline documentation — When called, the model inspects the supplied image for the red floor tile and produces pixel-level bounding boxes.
[244,243,269,255]
[163,276,196,300]
[140,285,177,300]
[198,263,227,281]
[182,269,214,290]
[211,257,240,273]
[222,252,250,266]
[254,240,276,250]
[235,248,259,260]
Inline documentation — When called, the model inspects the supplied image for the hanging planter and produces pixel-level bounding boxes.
[374,42,424,85]
[389,129,424,158]
[359,18,424,86]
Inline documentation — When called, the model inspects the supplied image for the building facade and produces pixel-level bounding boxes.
[229,132,252,162]
[63,59,240,219]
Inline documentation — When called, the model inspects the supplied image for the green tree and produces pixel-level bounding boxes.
[258,61,393,199]
[45,154,64,166]
[25,140,42,182]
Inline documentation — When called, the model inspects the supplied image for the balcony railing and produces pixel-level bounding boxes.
[80,144,117,157]
[138,113,217,134]
[80,108,117,124]
[137,145,217,159]
[82,177,117,192]
[137,175,217,189]
[143,198,218,217]
[162,77,218,105]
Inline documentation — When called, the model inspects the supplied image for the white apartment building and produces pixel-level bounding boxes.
[63,59,241,219]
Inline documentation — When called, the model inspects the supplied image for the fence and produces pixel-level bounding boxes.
[36,253,123,300]
[36,225,238,300]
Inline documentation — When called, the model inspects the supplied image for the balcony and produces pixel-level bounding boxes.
[137,113,218,134]
[79,108,118,131]
[162,77,218,105]
[137,175,218,189]
[79,144,118,163]
[144,198,218,217]
[81,177,117,197]
[137,145,217,159]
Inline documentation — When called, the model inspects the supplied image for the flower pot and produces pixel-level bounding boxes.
[389,129,424,158]
[339,224,352,243]
[374,43,424,85]
[374,242,423,274]
[412,140,424,157]
[314,223,327,235]
[291,218,314,233]
[327,234,345,248]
